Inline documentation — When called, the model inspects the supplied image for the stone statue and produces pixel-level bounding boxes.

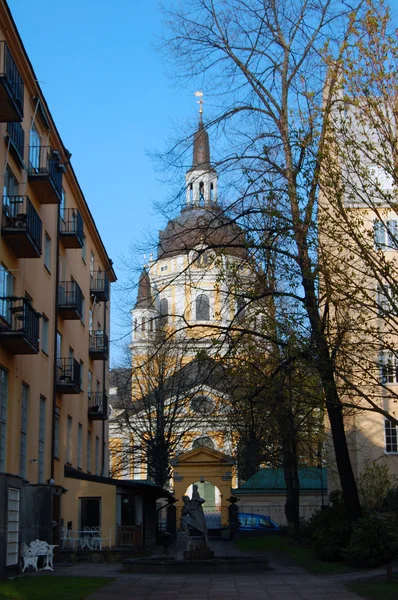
[179,484,209,546]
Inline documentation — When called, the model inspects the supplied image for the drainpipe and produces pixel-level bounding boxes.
[51,202,61,480]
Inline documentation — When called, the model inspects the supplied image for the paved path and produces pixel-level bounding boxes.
[46,540,365,599]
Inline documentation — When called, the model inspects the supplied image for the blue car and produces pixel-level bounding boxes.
[238,513,280,531]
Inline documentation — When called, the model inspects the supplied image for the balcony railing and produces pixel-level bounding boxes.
[28,146,63,204]
[58,281,83,320]
[60,208,84,249]
[90,271,110,302]
[89,330,109,360]
[0,297,40,354]
[56,358,81,394]
[6,121,24,163]
[2,196,42,258]
[88,392,108,420]
[0,41,24,121]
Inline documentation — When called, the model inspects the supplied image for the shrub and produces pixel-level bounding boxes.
[306,490,352,561]
[358,463,397,510]
[343,512,398,567]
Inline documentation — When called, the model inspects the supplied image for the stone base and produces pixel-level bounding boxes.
[184,549,214,560]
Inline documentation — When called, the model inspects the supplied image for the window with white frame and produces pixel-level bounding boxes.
[385,419,398,453]
[81,235,86,263]
[78,424,82,469]
[374,220,398,249]
[0,264,14,321]
[44,233,51,271]
[19,384,28,479]
[29,124,41,170]
[196,294,210,321]
[0,367,8,471]
[87,430,92,473]
[380,351,398,383]
[38,396,45,483]
[90,251,95,278]
[88,370,92,399]
[6,488,20,566]
[67,415,72,464]
[41,315,49,354]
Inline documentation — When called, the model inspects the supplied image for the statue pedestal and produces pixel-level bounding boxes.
[174,532,214,561]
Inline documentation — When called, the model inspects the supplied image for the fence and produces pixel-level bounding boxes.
[238,504,322,527]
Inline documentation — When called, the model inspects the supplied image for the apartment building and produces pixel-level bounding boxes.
[0,0,117,574]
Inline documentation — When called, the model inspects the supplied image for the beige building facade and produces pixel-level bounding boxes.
[0,0,118,573]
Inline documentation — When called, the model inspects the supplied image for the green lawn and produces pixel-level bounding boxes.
[346,580,398,600]
[0,576,112,600]
[236,534,354,575]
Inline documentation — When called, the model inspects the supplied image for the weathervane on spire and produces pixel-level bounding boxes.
[195,91,204,122]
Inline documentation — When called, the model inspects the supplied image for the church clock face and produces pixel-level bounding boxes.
[192,249,216,269]
[190,395,215,415]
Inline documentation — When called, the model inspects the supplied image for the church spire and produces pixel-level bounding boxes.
[134,267,153,309]
[186,92,217,207]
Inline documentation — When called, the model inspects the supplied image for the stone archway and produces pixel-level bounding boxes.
[170,446,234,527]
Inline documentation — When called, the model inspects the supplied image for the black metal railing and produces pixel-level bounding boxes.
[56,357,81,390]
[0,296,40,348]
[28,145,63,199]
[58,280,83,314]
[88,392,107,413]
[2,195,42,253]
[60,208,84,240]
[89,330,108,354]
[0,41,24,117]
[6,121,24,159]
[90,271,110,300]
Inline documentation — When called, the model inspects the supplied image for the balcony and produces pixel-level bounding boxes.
[2,196,42,258]
[28,146,63,204]
[88,392,108,420]
[0,42,24,122]
[58,281,83,320]
[0,297,40,354]
[56,358,81,394]
[90,271,110,302]
[60,208,84,248]
[89,330,109,360]
[6,121,24,166]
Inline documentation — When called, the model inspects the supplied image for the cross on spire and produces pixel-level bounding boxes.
[195,91,204,122]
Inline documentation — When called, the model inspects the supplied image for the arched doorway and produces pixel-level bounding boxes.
[185,481,222,530]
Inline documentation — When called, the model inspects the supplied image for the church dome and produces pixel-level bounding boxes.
[157,204,248,260]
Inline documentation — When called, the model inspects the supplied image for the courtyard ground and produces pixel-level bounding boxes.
[9,539,378,600]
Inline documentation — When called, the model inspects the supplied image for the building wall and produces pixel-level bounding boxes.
[0,0,116,543]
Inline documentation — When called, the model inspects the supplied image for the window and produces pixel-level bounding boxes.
[79,497,100,530]
[19,384,28,478]
[377,286,397,315]
[81,296,85,324]
[38,396,45,483]
[0,367,8,471]
[41,315,49,354]
[159,298,168,327]
[80,360,84,391]
[6,488,20,566]
[95,436,100,475]
[385,419,398,453]
[56,331,62,359]
[3,167,18,198]
[90,251,95,278]
[54,407,60,459]
[78,424,82,469]
[60,188,66,222]
[29,124,41,171]
[44,233,51,271]
[89,309,93,331]
[380,352,398,383]
[196,294,210,321]
[81,235,86,263]
[87,431,92,473]
[236,297,246,322]
[374,220,398,249]
[0,265,14,321]
[192,436,215,450]
[88,370,92,399]
[67,416,72,464]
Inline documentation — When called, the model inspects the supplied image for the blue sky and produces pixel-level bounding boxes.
[7,0,201,362]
